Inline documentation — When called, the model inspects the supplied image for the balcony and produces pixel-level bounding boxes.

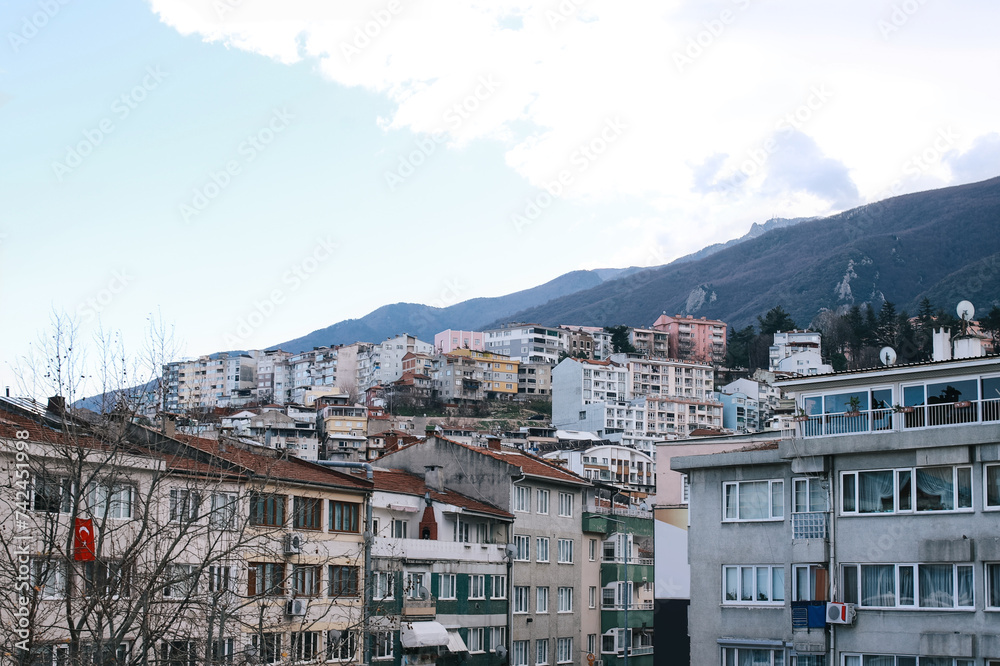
[601,601,654,611]
[401,595,437,619]
[797,399,1000,438]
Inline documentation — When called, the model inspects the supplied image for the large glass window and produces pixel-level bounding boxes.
[249,493,284,527]
[841,563,974,609]
[721,647,785,665]
[987,563,1000,609]
[985,464,1000,509]
[841,466,972,515]
[723,565,784,605]
[723,480,784,521]
[793,478,829,513]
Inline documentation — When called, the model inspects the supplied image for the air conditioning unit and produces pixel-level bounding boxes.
[826,601,856,624]
[286,598,307,616]
[284,533,303,555]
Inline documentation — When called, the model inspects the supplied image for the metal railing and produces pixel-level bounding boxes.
[798,399,1000,438]
[601,601,654,611]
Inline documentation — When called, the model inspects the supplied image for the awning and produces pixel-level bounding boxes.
[400,622,449,649]
[446,629,468,653]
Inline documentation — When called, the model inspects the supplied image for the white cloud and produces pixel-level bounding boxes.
[149,0,1000,227]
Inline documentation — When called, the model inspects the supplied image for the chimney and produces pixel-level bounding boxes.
[47,396,66,416]
[486,436,501,451]
[932,328,952,362]
[953,335,985,360]
[424,465,444,492]
[163,414,177,438]
[418,493,438,540]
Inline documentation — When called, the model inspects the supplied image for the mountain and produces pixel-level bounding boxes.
[488,175,1000,332]
[271,268,645,352]
[671,216,816,264]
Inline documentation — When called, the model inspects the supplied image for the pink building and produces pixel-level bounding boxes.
[652,313,727,364]
[433,329,484,354]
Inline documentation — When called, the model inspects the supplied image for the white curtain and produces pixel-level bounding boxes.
[915,467,954,511]
[738,649,772,666]
[918,564,953,607]
[989,563,1000,608]
[861,565,895,606]
[859,471,894,513]
[739,482,769,520]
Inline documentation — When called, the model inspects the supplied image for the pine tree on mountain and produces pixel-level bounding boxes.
[980,305,1000,350]
[757,306,797,336]
[913,297,936,360]
[844,305,865,362]
[876,301,899,348]
[896,311,921,363]
[863,304,879,348]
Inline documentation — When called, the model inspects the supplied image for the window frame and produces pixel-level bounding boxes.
[469,573,486,600]
[987,562,1000,610]
[557,538,574,564]
[985,463,1000,511]
[329,500,360,533]
[536,537,550,563]
[722,479,784,522]
[514,534,530,561]
[840,466,974,516]
[293,496,323,531]
[492,574,507,599]
[536,585,549,613]
[841,562,975,609]
[537,489,550,515]
[439,573,457,600]
[514,585,530,614]
[557,586,573,613]
[514,485,530,513]
[722,564,785,606]
[558,492,574,517]
[249,492,285,527]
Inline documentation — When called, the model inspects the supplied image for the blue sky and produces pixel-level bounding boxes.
[2,0,999,397]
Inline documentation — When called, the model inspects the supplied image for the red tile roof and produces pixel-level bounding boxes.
[372,469,512,519]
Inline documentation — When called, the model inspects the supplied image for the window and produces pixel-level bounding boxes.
[208,565,232,594]
[293,496,322,530]
[537,489,550,514]
[456,521,470,542]
[589,538,596,561]
[842,657,972,666]
[209,492,236,529]
[558,586,573,612]
[476,522,491,544]
[514,535,530,561]
[248,562,285,596]
[558,492,573,517]
[793,477,829,513]
[537,537,550,562]
[723,480,784,521]
[291,632,319,662]
[468,627,485,653]
[169,488,200,523]
[164,564,198,598]
[492,574,507,599]
[721,648,785,665]
[439,573,457,599]
[32,559,67,599]
[588,635,597,656]
[557,539,574,563]
[32,476,72,513]
[556,638,573,664]
[841,563,974,608]
[160,641,196,666]
[515,486,530,512]
[469,574,486,599]
[373,571,394,600]
[292,564,319,597]
[514,585,530,613]
[487,628,508,656]
[327,631,357,662]
[28,644,68,665]
[589,586,597,608]
[249,493,284,527]
[83,560,131,598]
[988,563,1000,609]
[722,565,785,605]
[405,571,427,599]
[330,501,360,532]
[391,519,408,539]
[512,640,529,666]
[371,631,393,660]
[792,564,828,601]
[986,464,1000,509]
[841,466,973,515]
[536,586,549,613]
[681,473,690,504]
[792,658,825,666]
[329,565,359,597]
[537,638,550,665]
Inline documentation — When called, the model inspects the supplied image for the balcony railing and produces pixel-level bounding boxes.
[402,596,437,618]
[602,556,655,566]
[602,601,654,611]
[791,511,829,539]
[797,399,1000,438]
[585,503,653,519]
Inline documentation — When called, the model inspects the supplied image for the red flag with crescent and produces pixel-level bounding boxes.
[74,518,96,561]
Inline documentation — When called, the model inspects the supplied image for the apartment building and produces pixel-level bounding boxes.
[163,352,257,412]
[379,436,594,666]
[671,353,1000,665]
[434,329,485,354]
[715,389,761,433]
[0,395,372,665]
[254,349,294,405]
[651,314,727,364]
[628,328,669,359]
[316,394,369,461]
[560,325,614,361]
[433,353,486,404]
[544,444,656,499]
[288,346,342,404]
[484,324,569,365]
[770,330,835,376]
[519,362,553,398]
[357,335,435,391]
[367,468,513,666]
[447,349,520,399]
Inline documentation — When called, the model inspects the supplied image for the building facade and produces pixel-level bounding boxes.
[651,314,727,364]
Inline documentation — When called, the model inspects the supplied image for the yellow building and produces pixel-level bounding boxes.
[447,348,520,397]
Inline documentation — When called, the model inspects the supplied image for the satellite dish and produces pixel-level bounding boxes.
[638,501,650,511]
[505,544,518,559]
[957,300,976,321]
[417,585,430,600]
[495,645,508,659]
[879,347,897,366]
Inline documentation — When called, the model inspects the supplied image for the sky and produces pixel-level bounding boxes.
[2,0,999,397]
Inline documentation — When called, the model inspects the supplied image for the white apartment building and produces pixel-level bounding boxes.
[253,349,293,404]
[484,324,568,365]
[358,335,434,391]
[769,330,834,376]
[163,352,257,412]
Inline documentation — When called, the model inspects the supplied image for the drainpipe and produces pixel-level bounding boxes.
[314,460,374,664]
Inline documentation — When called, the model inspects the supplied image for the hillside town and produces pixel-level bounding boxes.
[3,300,1000,666]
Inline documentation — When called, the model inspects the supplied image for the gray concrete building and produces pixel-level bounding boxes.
[672,353,1000,666]
[378,435,594,666]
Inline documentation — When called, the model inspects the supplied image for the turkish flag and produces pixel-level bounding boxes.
[74,518,96,561]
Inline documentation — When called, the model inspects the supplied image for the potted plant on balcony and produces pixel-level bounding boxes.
[893,403,915,414]
[845,396,862,417]
[954,400,973,409]
[792,407,810,422]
